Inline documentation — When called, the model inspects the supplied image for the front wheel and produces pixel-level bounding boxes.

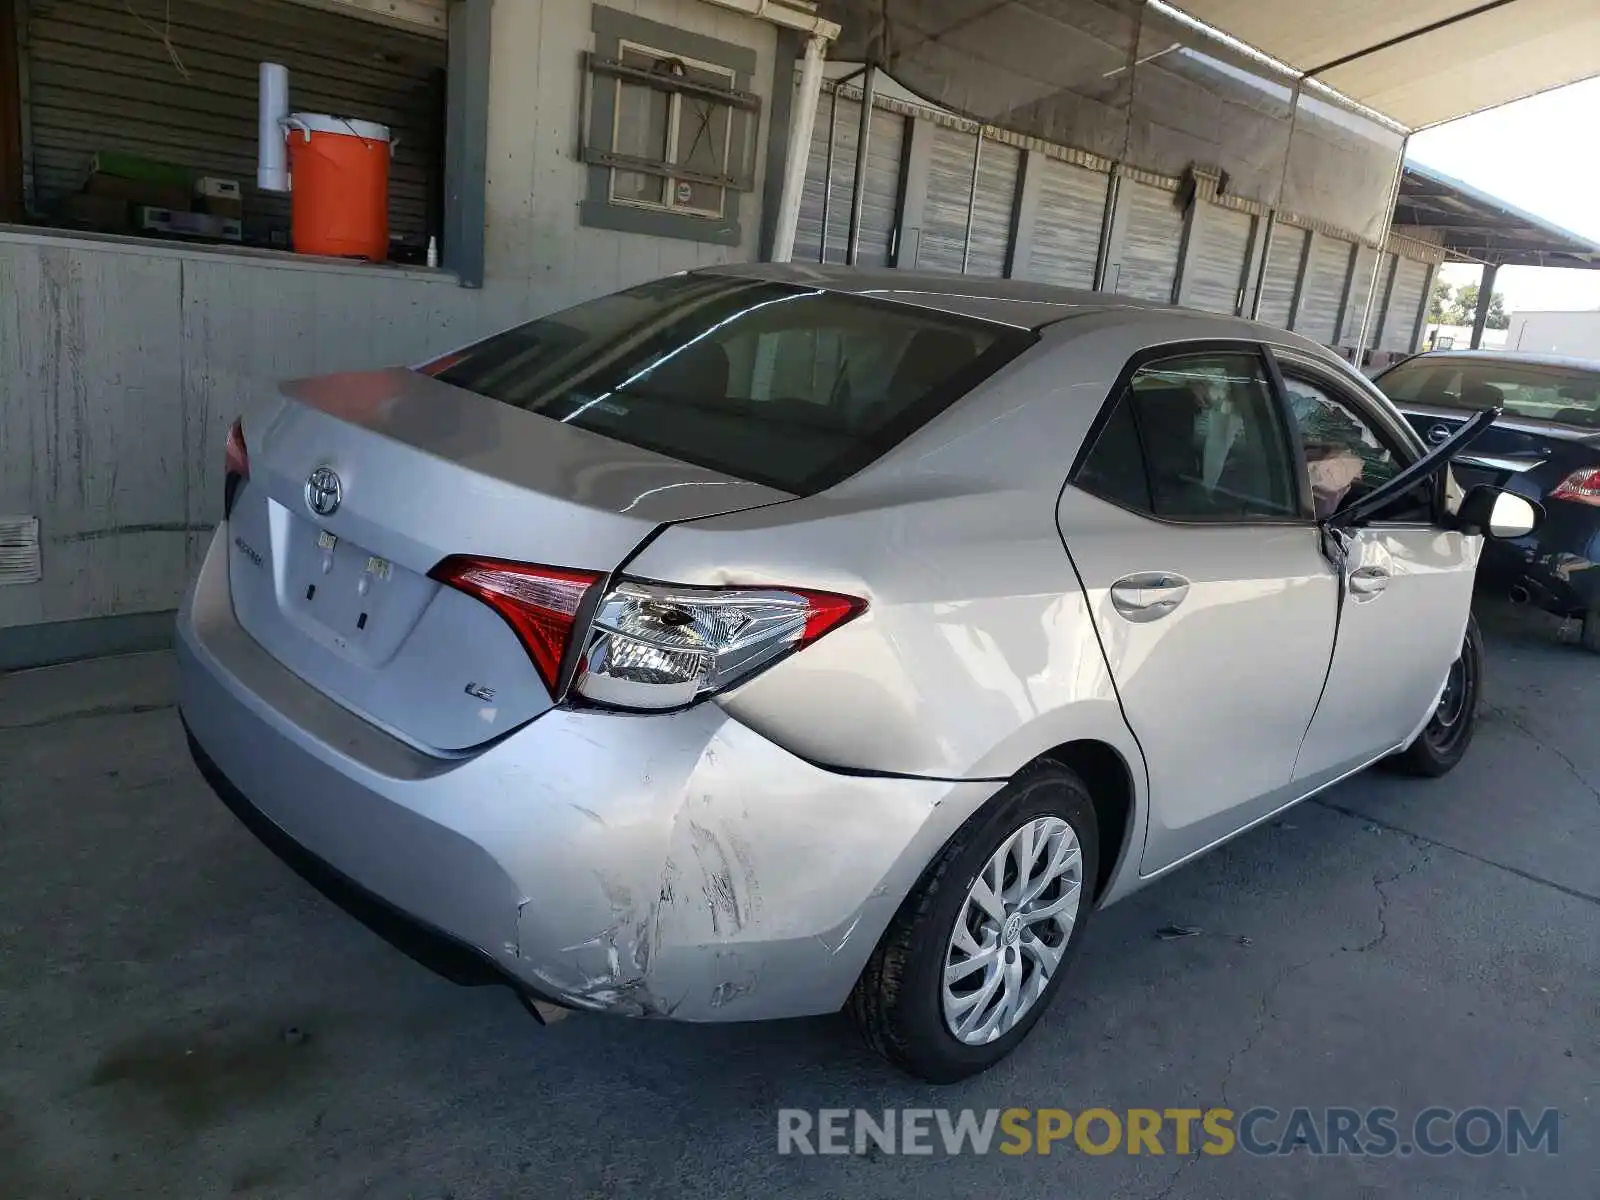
[1386,614,1484,777]
[848,761,1098,1082]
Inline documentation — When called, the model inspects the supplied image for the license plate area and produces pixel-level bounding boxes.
[277,508,433,665]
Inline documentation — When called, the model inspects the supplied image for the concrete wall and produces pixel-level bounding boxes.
[0,0,776,647]
[1506,311,1600,357]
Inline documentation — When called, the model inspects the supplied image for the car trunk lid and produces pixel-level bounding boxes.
[225,368,789,751]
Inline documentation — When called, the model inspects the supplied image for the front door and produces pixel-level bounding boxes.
[1275,361,1478,784]
[1060,347,1339,874]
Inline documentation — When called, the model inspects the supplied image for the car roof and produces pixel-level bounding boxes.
[1400,349,1600,372]
[697,262,1302,339]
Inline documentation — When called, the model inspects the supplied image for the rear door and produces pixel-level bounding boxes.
[1059,344,1338,874]
[1274,353,1478,782]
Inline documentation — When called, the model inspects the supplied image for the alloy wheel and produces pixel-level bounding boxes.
[941,816,1083,1045]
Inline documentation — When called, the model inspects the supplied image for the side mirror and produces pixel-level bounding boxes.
[1456,484,1541,540]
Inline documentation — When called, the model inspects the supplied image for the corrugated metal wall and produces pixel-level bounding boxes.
[915,124,978,273]
[793,91,906,266]
[1024,155,1106,289]
[1295,234,1353,344]
[1380,256,1429,353]
[1184,205,1252,314]
[1114,180,1181,302]
[962,135,1019,276]
[23,0,446,248]
[1340,246,1380,346]
[1256,224,1306,327]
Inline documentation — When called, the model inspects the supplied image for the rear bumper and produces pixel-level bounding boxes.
[177,527,997,1021]
[1478,515,1600,616]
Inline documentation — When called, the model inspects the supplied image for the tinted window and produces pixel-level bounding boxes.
[1078,352,1298,521]
[1283,375,1427,521]
[1379,358,1600,428]
[1075,397,1152,512]
[428,275,1033,494]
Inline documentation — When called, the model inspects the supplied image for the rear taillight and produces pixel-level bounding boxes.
[223,417,250,518]
[1550,467,1600,507]
[574,579,865,710]
[429,557,603,693]
[430,558,866,708]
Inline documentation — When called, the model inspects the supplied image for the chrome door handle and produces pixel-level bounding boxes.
[1347,566,1390,597]
[1109,573,1191,623]
[1427,424,1451,444]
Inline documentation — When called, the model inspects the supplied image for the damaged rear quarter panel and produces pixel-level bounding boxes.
[482,707,999,1021]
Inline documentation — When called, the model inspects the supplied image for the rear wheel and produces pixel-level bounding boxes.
[1387,614,1483,777]
[848,762,1098,1082]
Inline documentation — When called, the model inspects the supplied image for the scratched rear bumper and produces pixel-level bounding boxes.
[177,527,999,1021]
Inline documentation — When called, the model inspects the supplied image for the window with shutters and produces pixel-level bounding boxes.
[580,7,760,246]
[604,43,738,219]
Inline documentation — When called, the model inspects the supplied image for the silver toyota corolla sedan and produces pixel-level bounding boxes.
[178,264,1535,1081]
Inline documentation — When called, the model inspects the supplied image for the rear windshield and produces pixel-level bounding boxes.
[1378,358,1600,429]
[427,275,1035,494]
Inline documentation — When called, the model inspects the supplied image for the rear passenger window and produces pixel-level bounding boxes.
[1075,352,1300,522]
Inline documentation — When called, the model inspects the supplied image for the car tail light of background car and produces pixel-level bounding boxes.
[1549,467,1600,507]
[430,556,865,708]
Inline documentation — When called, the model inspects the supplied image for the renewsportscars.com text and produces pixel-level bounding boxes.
[777,1106,1560,1157]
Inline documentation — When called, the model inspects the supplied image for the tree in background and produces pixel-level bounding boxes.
[1434,282,1510,330]
[1430,280,1455,322]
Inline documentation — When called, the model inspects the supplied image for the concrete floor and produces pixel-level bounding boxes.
[2,601,1595,1199]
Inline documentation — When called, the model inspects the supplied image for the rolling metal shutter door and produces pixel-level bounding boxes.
[1381,257,1429,353]
[963,136,1020,277]
[23,0,445,247]
[793,94,906,267]
[1295,234,1354,345]
[1183,205,1252,314]
[916,124,980,273]
[1114,180,1182,302]
[1339,246,1381,346]
[1024,156,1107,289]
[1256,225,1306,328]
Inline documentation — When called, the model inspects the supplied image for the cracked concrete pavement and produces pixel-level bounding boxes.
[1,600,1595,1198]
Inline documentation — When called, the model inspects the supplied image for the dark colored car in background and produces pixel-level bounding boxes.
[1376,351,1600,651]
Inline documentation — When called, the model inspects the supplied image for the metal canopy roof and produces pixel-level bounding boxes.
[1394,162,1600,269]
[1170,0,1600,129]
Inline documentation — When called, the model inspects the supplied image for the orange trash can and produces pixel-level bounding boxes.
[284,113,393,261]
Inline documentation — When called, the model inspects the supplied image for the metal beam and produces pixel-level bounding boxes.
[845,66,877,266]
[443,0,490,287]
[1470,262,1499,349]
[0,0,22,222]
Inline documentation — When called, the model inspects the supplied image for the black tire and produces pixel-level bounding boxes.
[848,761,1099,1083]
[1386,614,1484,778]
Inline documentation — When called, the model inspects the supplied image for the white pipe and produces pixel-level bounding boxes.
[771,33,828,262]
[258,62,290,193]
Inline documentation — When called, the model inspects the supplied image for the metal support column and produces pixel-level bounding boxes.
[0,0,24,222]
[444,0,492,287]
[1470,262,1499,349]
[845,65,876,266]
[1354,134,1410,364]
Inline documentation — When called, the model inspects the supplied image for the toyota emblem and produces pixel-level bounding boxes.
[305,466,343,517]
